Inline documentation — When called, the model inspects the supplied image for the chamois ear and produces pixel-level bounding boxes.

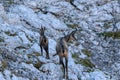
[40,26,43,30]
[43,27,46,30]
[70,29,78,40]
[39,26,45,35]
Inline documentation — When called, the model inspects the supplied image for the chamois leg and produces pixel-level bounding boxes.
[40,46,43,56]
[44,46,50,59]
[65,57,68,79]
[59,56,61,64]
[60,57,65,78]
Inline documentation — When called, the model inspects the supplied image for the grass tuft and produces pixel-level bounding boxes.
[0,36,4,42]
[72,53,95,68]
[67,23,79,29]
[5,31,17,36]
[100,31,120,39]
[75,58,95,68]
[82,49,92,57]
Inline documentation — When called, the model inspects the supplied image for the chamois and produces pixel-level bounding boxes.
[55,29,77,79]
[39,27,49,59]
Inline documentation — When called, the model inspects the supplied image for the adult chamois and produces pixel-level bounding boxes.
[55,29,77,79]
[39,27,50,59]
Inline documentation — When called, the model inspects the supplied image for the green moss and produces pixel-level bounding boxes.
[5,31,17,36]
[67,23,78,29]
[86,69,94,72]
[72,53,79,59]
[34,52,41,56]
[26,61,32,64]
[27,54,32,58]
[14,46,28,50]
[100,31,120,39]
[74,42,80,46]
[0,61,7,71]
[75,58,95,68]
[72,53,95,68]
[103,22,111,29]
[6,0,14,4]
[27,52,41,58]
[33,62,43,69]
[82,49,92,57]
[26,61,43,69]
[0,36,4,42]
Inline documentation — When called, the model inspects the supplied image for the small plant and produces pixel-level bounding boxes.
[26,61,43,69]
[33,62,43,69]
[0,36,4,42]
[82,49,92,57]
[0,61,8,72]
[103,22,111,29]
[4,0,14,4]
[27,52,41,58]
[5,31,17,36]
[100,31,120,39]
[67,23,79,29]
[72,53,95,68]
[75,58,95,68]
[72,53,79,59]
[26,61,32,64]
[34,52,41,57]
[14,46,28,51]
[86,68,94,72]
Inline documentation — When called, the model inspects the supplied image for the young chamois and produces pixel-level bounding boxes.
[39,27,50,59]
[55,29,77,79]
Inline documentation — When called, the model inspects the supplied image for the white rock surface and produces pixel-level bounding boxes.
[0,0,119,80]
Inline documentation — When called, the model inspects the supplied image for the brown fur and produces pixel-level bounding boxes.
[39,27,49,59]
[55,30,77,79]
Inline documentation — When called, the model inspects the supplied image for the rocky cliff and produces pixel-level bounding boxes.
[0,0,120,80]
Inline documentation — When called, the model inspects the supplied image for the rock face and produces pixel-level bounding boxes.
[0,0,120,80]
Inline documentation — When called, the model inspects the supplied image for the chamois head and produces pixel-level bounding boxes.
[69,29,77,40]
[39,26,46,36]
[64,29,77,42]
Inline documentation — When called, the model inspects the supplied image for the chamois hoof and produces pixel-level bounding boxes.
[46,56,50,59]
[63,75,65,79]
[66,74,68,80]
